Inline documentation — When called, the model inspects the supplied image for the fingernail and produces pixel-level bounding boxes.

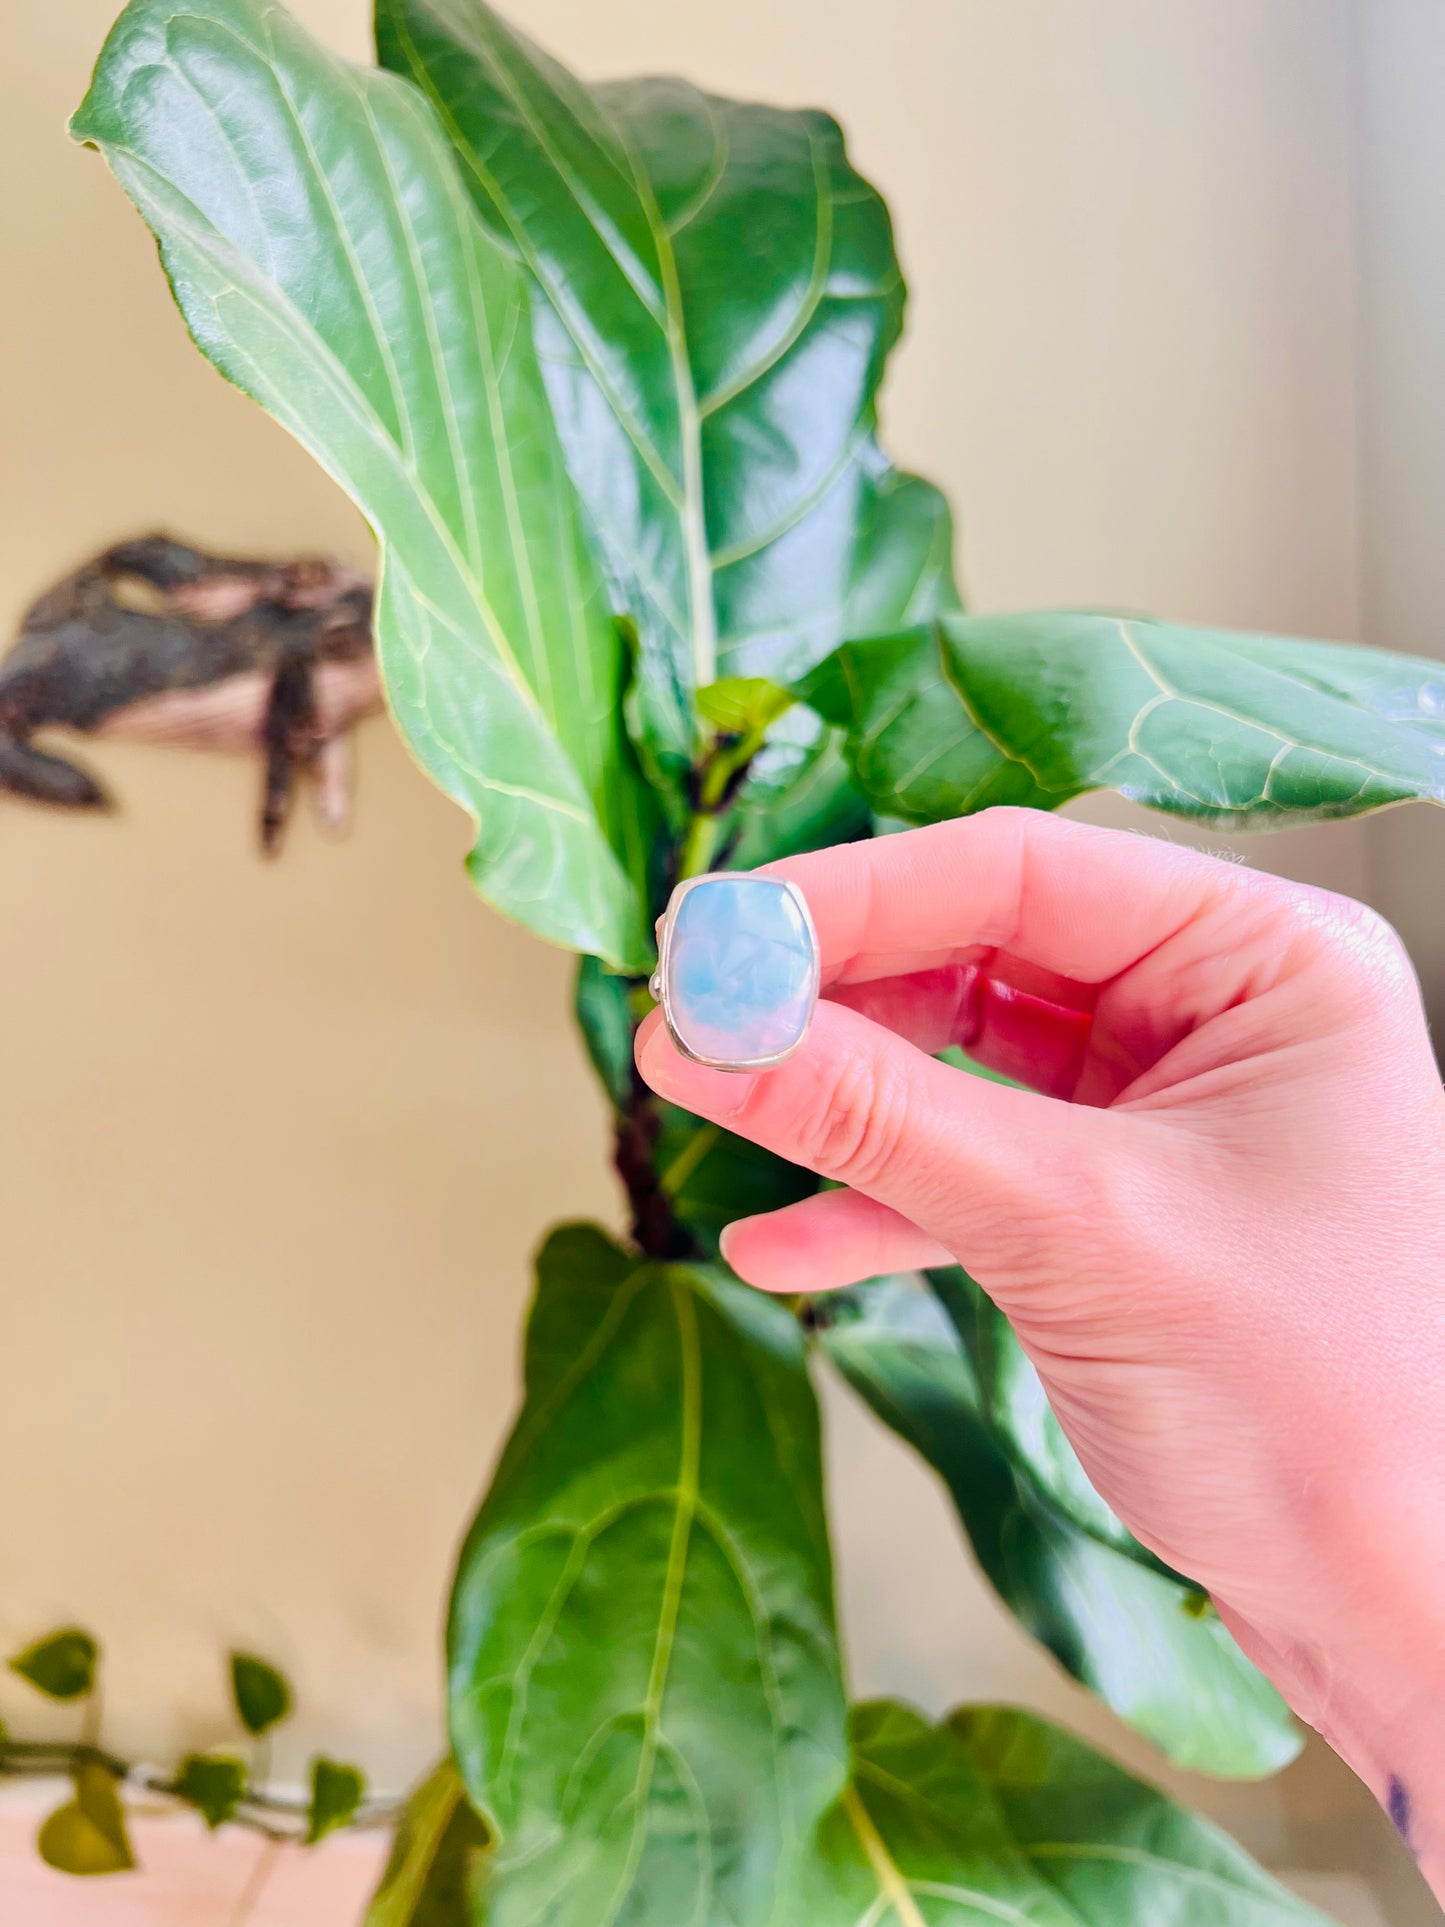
[637,1018,757,1119]
[718,1222,738,1265]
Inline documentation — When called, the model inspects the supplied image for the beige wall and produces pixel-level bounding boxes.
[1357,0,1445,1028]
[0,0,1429,1917]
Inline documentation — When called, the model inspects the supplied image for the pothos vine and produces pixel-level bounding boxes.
[0,1625,400,1908]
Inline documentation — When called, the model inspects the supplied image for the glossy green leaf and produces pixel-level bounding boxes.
[573,953,643,1114]
[723,707,872,869]
[9,1628,97,1701]
[448,1222,847,1924]
[696,676,794,738]
[375,0,959,810]
[952,1704,1335,1923]
[841,469,961,639]
[75,0,657,969]
[800,1701,1333,1924]
[819,1278,1301,1777]
[803,1703,1064,1923]
[229,1652,292,1737]
[174,1753,247,1830]
[307,1756,367,1844]
[655,1100,818,1256]
[365,1759,490,1927]
[722,468,957,867]
[804,613,1445,827]
[38,1763,135,1877]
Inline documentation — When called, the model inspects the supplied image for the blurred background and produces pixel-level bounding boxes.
[2,1,1443,1921]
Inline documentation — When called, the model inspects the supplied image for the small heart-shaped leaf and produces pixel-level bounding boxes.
[37,1763,134,1876]
[307,1757,366,1844]
[229,1653,292,1737]
[10,1628,97,1701]
[174,1753,247,1830]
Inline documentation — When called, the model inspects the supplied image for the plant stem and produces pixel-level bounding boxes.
[614,1075,690,1261]
[228,1835,284,1927]
[613,711,783,1255]
[677,810,721,881]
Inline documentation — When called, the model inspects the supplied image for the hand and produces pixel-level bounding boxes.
[636,809,1445,1893]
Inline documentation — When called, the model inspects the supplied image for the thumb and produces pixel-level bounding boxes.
[635,999,1121,1280]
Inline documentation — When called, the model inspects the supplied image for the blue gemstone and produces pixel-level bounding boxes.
[666,876,817,1067]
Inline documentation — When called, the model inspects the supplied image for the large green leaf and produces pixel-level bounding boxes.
[952,1705,1334,1924]
[802,1701,1333,1925]
[723,708,872,869]
[804,1703,1070,1924]
[74,0,656,968]
[448,1223,848,1925]
[365,1760,489,1927]
[375,0,959,809]
[653,1100,817,1258]
[818,1279,1301,1778]
[804,613,1445,827]
[573,952,644,1115]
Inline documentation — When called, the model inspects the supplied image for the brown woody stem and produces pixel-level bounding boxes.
[613,1069,691,1261]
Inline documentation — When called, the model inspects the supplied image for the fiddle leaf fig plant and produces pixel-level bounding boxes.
[372,0,960,818]
[59,0,1445,1916]
[801,613,1445,825]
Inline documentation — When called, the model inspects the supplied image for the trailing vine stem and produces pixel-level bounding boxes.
[0,1741,402,1841]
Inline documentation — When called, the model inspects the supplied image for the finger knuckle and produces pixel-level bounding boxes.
[1335,900,1412,981]
[797,1052,912,1189]
[1288,890,1417,1001]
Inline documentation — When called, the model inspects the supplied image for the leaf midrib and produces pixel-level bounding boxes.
[593,1275,704,1927]
[379,0,685,513]
[599,95,716,690]
[850,1759,1080,1927]
[384,0,885,702]
[841,1783,928,1927]
[253,13,419,464]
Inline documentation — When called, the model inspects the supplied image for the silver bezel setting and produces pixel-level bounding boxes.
[649,872,821,1073]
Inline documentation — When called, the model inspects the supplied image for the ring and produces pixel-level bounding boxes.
[650,872,821,1072]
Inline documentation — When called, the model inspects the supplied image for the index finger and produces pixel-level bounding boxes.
[765,808,1279,989]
